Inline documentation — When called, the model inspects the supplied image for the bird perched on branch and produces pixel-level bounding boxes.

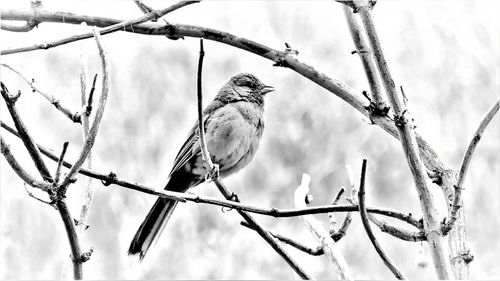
[128,73,274,259]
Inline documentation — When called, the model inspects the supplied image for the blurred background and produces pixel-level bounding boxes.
[1,0,498,279]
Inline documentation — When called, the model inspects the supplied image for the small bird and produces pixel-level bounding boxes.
[128,73,274,259]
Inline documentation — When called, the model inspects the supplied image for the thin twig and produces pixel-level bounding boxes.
[76,36,96,234]
[58,27,110,193]
[328,187,345,235]
[342,4,389,115]
[24,183,53,206]
[1,1,200,55]
[1,82,53,182]
[332,212,353,242]
[0,135,51,190]
[54,141,69,184]
[241,221,324,256]
[196,39,214,170]
[329,186,354,242]
[83,74,97,117]
[358,159,408,279]
[357,4,453,278]
[195,38,313,280]
[1,22,37,32]
[0,0,41,32]
[368,213,425,242]
[295,174,353,280]
[442,100,499,235]
[1,64,82,123]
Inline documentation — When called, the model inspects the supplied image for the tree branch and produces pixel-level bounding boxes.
[0,1,200,55]
[53,141,69,184]
[356,3,453,278]
[368,214,425,242]
[0,63,81,123]
[76,33,95,233]
[58,27,109,194]
[0,135,51,190]
[55,199,83,280]
[358,159,408,279]
[295,174,353,280]
[342,5,389,115]
[240,221,324,256]
[1,82,53,182]
[442,99,499,235]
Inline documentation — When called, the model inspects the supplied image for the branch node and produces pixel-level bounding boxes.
[273,43,298,67]
[393,109,408,127]
[305,193,314,204]
[101,172,117,186]
[74,219,90,230]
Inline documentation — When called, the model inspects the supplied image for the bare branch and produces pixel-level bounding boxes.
[1,82,53,182]
[357,4,453,278]
[1,22,37,32]
[329,187,354,242]
[24,183,53,206]
[368,214,425,242]
[442,100,499,235]
[0,135,51,190]
[55,199,83,280]
[196,39,214,170]
[342,5,389,115]
[358,159,407,279]
[1,1,200,55]
[295,174,353,280]
[53,141,69,184]
[76,37,96,234]
[241,221,324,256]
[58,27,110,193]
[0,0,42,32]
[1,64,81,123]
[83,74,97,117]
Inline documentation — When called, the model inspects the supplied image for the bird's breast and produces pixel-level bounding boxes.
[203,102,264,177]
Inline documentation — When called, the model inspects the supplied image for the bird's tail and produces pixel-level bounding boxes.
[128,197,179,260]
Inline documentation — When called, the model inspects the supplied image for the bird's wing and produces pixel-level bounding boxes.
[168,124,200,177]
[168,100,225,177]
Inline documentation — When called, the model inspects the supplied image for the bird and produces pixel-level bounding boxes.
[128,73,275,260]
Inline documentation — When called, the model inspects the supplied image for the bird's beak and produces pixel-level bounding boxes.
[261,85,275,95]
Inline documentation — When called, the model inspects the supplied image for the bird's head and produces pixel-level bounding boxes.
[217,73,274,107]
